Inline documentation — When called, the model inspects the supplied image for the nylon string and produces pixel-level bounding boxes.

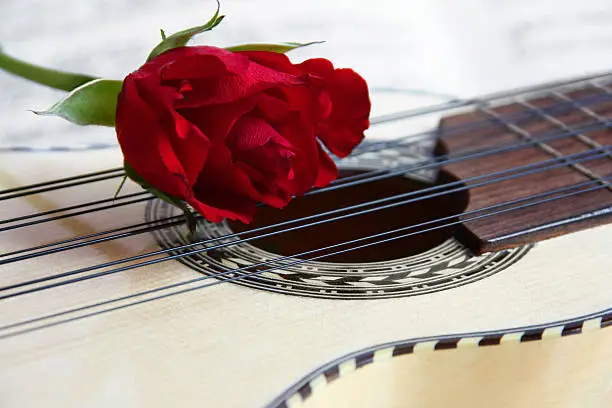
[1,72,612,337]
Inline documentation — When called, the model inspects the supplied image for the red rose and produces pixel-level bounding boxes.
[116,46,370,223]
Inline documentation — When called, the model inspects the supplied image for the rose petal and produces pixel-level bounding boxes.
[160,47,249,81]
[174,59,302,108]
[281,85,331,123]
[134,80,210,186]
[229,114,294,152]
[228,114,295,203]
[116,79,193,199]
[180,96,258,142]
[273,113,318,195]
[296,58,335,77]
[314,143,338,187]
[195,142,262,200]
[187,191,257,224]
[117,47,370,225]
[256,91,290,121]
[189,142,265,222]
[237,51,297,74]
[315,68,370,157]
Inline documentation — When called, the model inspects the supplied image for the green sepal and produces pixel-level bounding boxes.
[123,162,198,236]
[33,78,123,127]
[124,162,182,207]
[147,0,224,61]
[113,175,128,199]
[0,46,97,91]
[225,41,324,53]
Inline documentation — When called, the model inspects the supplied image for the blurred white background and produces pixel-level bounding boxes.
[1,0,612,148]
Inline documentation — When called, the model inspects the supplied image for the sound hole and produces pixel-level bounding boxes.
[228,170,469,263]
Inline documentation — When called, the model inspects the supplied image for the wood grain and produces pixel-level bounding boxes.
[0,148,610,408]
[438,85,612,253]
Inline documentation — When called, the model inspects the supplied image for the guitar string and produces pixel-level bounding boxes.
[355,91,612,155]
[0,167,124,197]
[2,146,609,298]
[1,116,609,277]
[0,216,186,261]
[0,191,148,225]
[2,175,609,339]
[0,90,595,199]
[2,117,611,233]
[299,122,611,194]
[5,78,609,222]
[4,68,605,155]
[2,84,611,200]
[3,89,610,261]
[1,75,608,316]
[0,87,455,154]
[0,169,128,201]
[121,179,612,292]
[368,69,612,125]
[1,138,610,268]
[2,76,608,334]
[1,83,609,255]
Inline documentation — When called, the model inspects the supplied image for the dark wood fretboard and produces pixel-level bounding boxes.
[438,80,612,254]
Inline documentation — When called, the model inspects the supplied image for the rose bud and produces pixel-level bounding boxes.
[116,46,370,223]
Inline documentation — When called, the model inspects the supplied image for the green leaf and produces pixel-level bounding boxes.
[147,0,225,61]
[0,46,97,91]
[124,162,185,208]
[33,78,122,127]
[113,175,128,200]
[124,162,198,235]
[225,41,324,53]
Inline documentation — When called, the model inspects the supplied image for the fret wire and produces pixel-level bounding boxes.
[515,97,612,191]
[2,176,609,339]
[352,92,612,155]
[4,120,609,235]
[2,147,610,299]
[550,90,612,154]
[271,121,611,196]
[591,82,612,94]
[479,105,612,191]
[574,82,612,147]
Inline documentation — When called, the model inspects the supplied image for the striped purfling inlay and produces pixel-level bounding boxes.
[273,310,612,408]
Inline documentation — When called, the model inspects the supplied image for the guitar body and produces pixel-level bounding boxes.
[1,76,611,407]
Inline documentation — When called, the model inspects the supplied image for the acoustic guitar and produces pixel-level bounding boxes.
[0,70,610,408]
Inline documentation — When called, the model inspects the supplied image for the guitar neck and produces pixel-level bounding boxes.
[439,78,612,253]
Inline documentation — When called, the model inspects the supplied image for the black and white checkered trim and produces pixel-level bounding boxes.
[269,308,612,408]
